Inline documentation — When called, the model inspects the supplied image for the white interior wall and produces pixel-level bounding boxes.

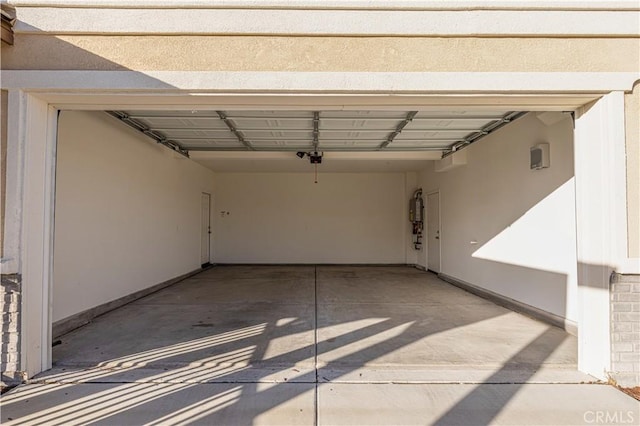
[212,172,407,264]
[418,113,578,322]
[53,111,215,322]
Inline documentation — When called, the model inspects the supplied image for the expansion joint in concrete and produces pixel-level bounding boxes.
[313,264,319,426]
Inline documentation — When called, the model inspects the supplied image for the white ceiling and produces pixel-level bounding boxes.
[188,151,441,173]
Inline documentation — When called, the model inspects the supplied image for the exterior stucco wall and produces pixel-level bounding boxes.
[2,36,639,72]
[625,84,640,258]
[1,90,6,259]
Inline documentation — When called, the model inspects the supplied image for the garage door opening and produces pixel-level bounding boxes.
[36,105,586,421]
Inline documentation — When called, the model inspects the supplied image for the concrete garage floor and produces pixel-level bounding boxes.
[1,266,638,425]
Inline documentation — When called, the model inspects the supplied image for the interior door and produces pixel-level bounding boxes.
[201,193,211,267]
[427,191,441,273]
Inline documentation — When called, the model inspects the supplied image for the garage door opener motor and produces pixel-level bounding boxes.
[296,151,323,183]
[409,189,424,250]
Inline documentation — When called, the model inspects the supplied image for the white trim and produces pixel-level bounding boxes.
[573,92,630,380]
[2,71,639,94]
[43,105,57,372]
[19,93,57,377]
[7,0,640,11]
[11,6,640,36]
[32,94,608,113]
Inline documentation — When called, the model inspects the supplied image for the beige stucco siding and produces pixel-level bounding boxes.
[625,84,640,258]
[1,90,7,258]
[1,35,639,72]
[1,32,639,260]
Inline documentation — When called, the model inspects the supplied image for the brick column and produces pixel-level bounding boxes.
[1,273,23,386]
[610,273,640,387]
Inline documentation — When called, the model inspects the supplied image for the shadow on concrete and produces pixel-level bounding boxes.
[0,265,581,425]
[433,327,570,426]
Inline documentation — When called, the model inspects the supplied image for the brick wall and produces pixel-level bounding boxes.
[610,273,640,387]
[1,273,23,386]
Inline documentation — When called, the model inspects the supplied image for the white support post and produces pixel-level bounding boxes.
[18,93,57,378]
[573,91,627,380]
[2,91,25,275]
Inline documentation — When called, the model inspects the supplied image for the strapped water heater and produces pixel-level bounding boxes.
[409,189,424,250]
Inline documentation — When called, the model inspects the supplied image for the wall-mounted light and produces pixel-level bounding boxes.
[530,143,550,170]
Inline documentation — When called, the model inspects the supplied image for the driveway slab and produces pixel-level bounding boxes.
[318,383,639,425]
[1,383,315,426]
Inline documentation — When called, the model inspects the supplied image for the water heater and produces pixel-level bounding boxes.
[409,189,424,250]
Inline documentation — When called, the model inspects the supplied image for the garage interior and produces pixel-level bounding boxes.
[3,106,604,423]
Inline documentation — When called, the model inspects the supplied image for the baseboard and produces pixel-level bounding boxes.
[52,267,206,339]
[213,263,411,267]
[438,273,578,336]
